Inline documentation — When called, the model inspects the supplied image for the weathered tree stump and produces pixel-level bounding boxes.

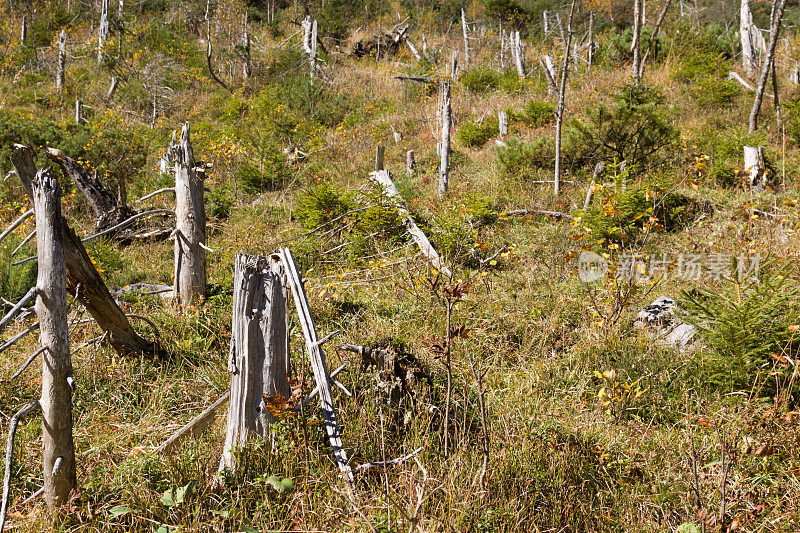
[406,150,415,176]
[32,169,76,508]
[172,123,207,304]
[218,254,291,475]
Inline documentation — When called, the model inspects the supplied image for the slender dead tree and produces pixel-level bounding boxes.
[749,0,789,133]
[639,0,675,78]
[740,0,759,77]
[461,8,471,66]
[631,0,644,83]
[554,0,577,196]
[98,0,109,63]
[32,169,77,509]
[56,30,66,90]
[438,80,452,197]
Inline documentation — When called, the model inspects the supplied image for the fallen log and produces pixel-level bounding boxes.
[10,144,153,356]
[369,170,451,276]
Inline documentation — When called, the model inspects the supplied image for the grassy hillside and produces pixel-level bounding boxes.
[1,1,800,531]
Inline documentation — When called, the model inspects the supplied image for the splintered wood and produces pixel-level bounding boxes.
[279,248,353,484]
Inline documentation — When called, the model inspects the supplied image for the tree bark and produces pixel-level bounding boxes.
[438,80,451,197]
[406,149,415,175]
[748,0,788,133]
[45,147,129,232]
[173,123,207,304]
[98,0,108,63]
[375,145,385,171]
[498,109,508,138]
[218,254,291,475]
[32,169,76,509]
[11,144,152,356]
[555,0,577,196]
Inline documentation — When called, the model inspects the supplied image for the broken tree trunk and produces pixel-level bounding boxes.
[740,0,759,77]
[11,144,152,356]
[278,247,353,484]
[498,109,508,138]
[375,145,385,172]
[631,0,643,83]
[748,0,788,133]
[554,0,577,196]
[744,146,766,188]
[438,80,451,197]
[370,170,451,276]
[172,123,207,304]
[107,76,118,99]
[74,98,84,125]
[56,29,66,90]
[512,30,525,77]
[32,169,76,509]
[98,0,109,63]
[540,55,557,94]
[242,13,251,79]
[20,15,27,44]
[218,254,291,475]
[406,150,415,175]
[45,147,130,232]
[588,11,595,66]
[461,9,471,66]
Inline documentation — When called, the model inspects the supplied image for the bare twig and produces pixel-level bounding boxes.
[9,346,47,380]
[1,401,41,533]
[0,288,38,335]
[0,210,34,247]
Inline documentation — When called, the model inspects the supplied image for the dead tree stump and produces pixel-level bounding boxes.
[173,123,207,304]
[56,30,66,90]
[32,169,76,508]
[438,80,451,197]
[218,254,291,475]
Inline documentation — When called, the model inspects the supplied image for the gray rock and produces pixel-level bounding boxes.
[635,296,696,351]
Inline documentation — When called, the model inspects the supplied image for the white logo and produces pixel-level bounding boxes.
[578,251,608,282]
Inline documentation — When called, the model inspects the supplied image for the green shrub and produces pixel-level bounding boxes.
[672,50,728,83]
[569,84,679,169]
[460,67,500,93]
[690,76,741,108]
[207,182,234,220]
[580,177,705,244]
[0,234,37,303]
[496,138,555,177]
[520,100,555,127]
[458,117,498,148]
[498,68,525,93]
[294,182,352,230]
[710,164,738,188]
[782,99,800,147]
[608,26,665,64]
[681,262,800,395]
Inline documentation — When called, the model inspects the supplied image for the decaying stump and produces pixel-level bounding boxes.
[11,144,153,356]
[32,169,77,508]
[340,339,432,426]
[351,20,411,59]
[172,123,207,304]
[218,254,291,475]
[744,146,767,188]
[634,296,697,351]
